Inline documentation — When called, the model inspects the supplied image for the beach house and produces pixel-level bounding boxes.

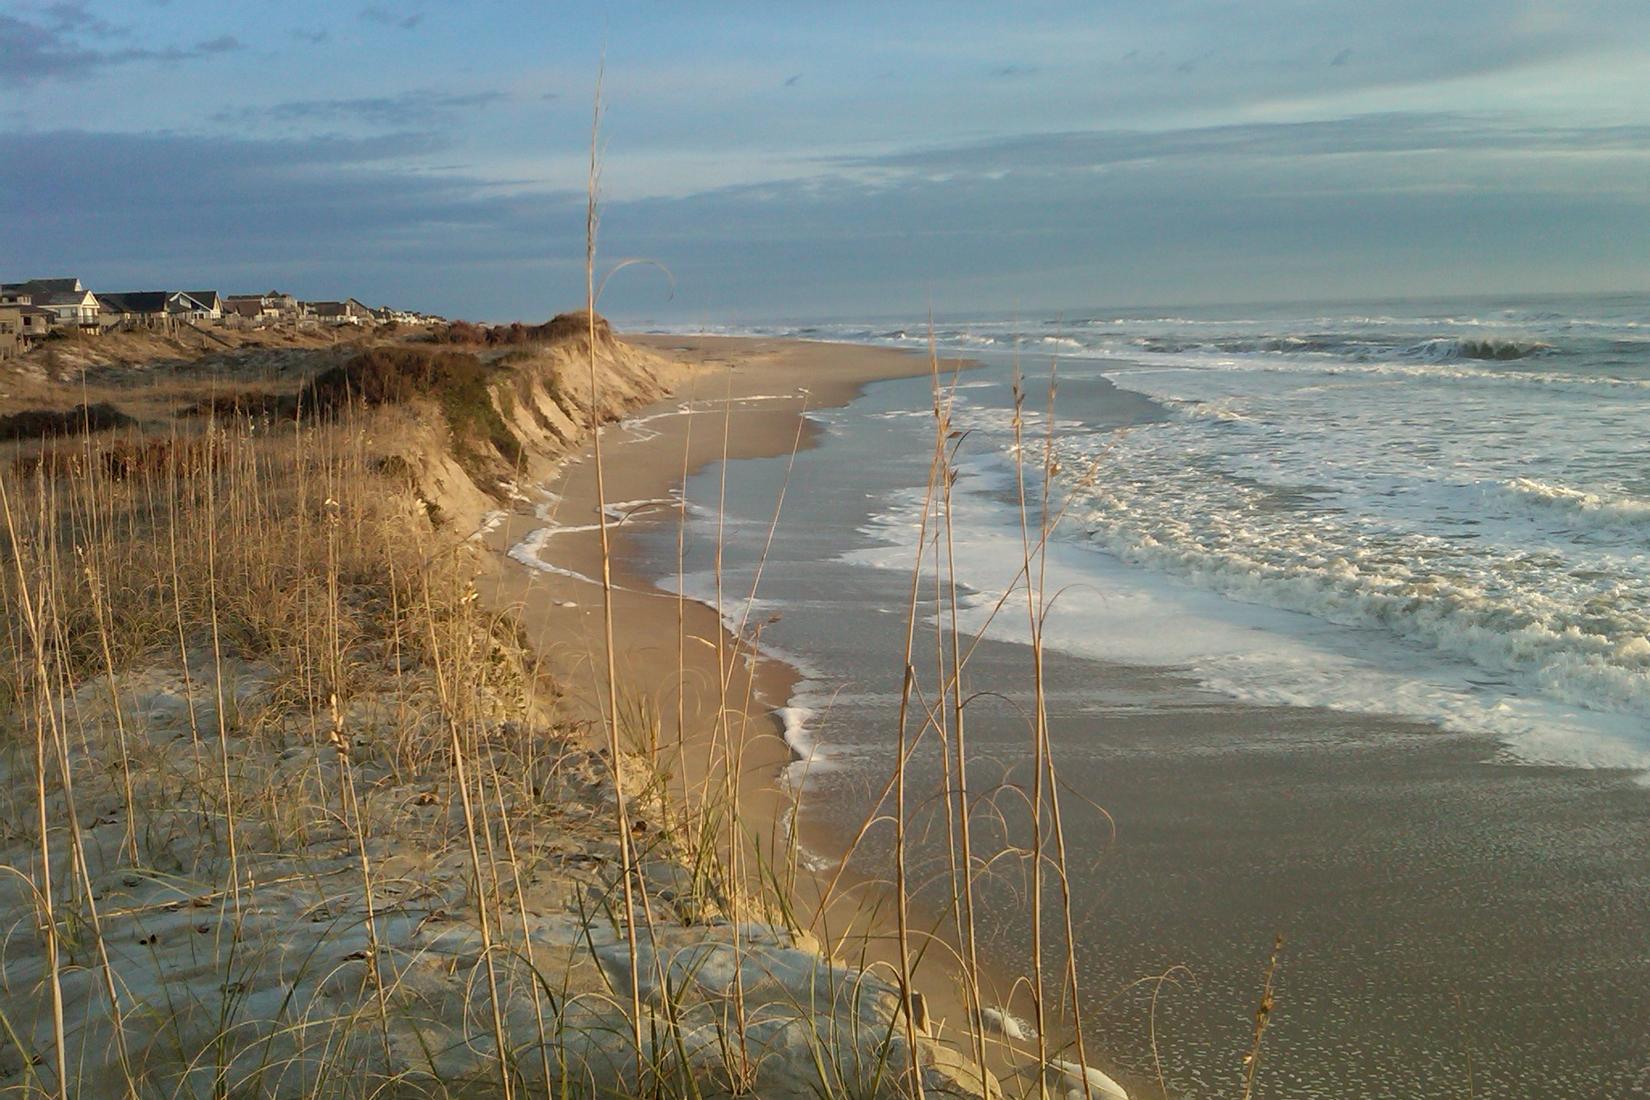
[97,290,229,329]
[308,298,375,325]
[1,278,101,332]
[182,291,224,321]
[97,292,173,329]
[0,301,19,360]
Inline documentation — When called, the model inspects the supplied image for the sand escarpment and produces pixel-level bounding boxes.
[287,311,690,532]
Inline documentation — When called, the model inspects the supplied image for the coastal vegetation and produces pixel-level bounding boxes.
[0,273,1189,1097]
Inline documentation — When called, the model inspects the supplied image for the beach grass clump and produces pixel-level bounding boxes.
[305,345,524,467]
[1,414,443,708]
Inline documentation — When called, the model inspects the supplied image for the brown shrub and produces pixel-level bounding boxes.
[0,402,136,442]
[431,310,611,347]
[303,346,522,466]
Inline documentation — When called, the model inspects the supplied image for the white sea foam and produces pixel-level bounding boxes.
[662,569,830,683]
[507,525,604,586]
[775,704,835,790]
[844,468,1650,775]
[468,510,508,541]
[602,497,678,525]
[1500,478,1650,530]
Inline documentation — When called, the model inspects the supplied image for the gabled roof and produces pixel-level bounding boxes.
[172,292,217,312]
[32,289,97,307]
[99,291,172,314]
[184,291,222,307]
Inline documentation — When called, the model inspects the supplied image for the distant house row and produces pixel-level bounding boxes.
[0,277,446,360]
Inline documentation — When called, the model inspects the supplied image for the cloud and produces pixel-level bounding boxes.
[193,35,244,55]
[290,28,329,45]
[1331,48,1353,67]
[991,64,1039,79]
[0,127,580,276]
[588,120,1650,317]
[42,1,124,38]
[833,113,1650,180]
[359,5,423,31]
[212,90,508,129]
[5,107,1649,323]
[0,10,245,86]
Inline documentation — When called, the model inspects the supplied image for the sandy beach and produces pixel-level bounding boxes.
[476,335,940,830]
[470,335,1059,1075]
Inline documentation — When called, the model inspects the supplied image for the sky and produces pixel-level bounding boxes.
[3,0,1648,323]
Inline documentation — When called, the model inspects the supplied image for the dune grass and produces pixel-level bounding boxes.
[0,313,1237,1099]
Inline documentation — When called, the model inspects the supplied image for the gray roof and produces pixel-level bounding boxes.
[98,292,172,314]
[1,278,82,295]
[32,289,95,307]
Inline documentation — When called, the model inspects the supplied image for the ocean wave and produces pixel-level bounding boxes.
[846,463,1650,773]
[1171,398,1255,425]
[1402,337,1555,362]
[507,525,604,587]
[1106,351,1650,396]
[1068,483,1650,722]
[776,704,836,790]
[1128,334,1361,357]
[1501,478,1650,530]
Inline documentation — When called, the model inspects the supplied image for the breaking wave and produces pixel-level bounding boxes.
[1402,337,1555,362]
[1501,478,1650,530]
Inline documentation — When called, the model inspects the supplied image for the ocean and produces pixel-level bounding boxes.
[635,295,1650,1097]
[674,294,1650,774]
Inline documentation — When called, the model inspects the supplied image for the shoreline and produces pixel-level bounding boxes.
[484,329,1650,1099]
[473,335,1033,1071]
[478,334,945,827]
